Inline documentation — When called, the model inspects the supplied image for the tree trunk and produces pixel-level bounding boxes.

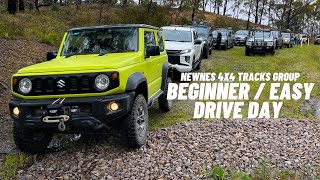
[19,0,25,11]
[247,7,251,29]
[175,0,184,22]
[223,0,227,16]
[7,0,17,14]
[98,0,104,24]
[285,0,293,29]
[254,0,259,24]
[259,0,266,24]
[192,5,196,21]
[147,0,153,16]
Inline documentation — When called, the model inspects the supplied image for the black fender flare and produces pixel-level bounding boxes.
[161,62,172,91]
[125,72,147,92]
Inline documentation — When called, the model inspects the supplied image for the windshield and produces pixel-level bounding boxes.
[193,26,208,36]
[282,33,290,38]
[61,27,138,56]
[163,29,192,42]
[254,32,272,38]
[236,30,249,35]
[212,30,227,37]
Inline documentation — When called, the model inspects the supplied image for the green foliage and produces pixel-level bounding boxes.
[275,170,297,180]
[251,160,270,180]
[206,45,320,119]
[205,166,227,180]
[231,171,250,180]
[205,162,303,180]
[0,3,260,46]
[0,154,37,180]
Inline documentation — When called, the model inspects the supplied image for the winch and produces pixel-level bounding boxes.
[42,98,69,131]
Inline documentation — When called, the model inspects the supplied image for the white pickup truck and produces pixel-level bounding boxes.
[162,26,204,72]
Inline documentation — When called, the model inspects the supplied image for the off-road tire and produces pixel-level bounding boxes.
[203,46,209,59]
[195,58,201,70]
[271,48,275,55]
[159,77,173,112]
[209,48,212,55]
[13,121,53,154]
[124,94,148,148]
[245,48,251,56]
[224,43,228,50]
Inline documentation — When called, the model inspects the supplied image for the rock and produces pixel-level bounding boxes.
[17,119,320,179]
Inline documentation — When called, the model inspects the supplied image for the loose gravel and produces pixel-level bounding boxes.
[18,118,320,179]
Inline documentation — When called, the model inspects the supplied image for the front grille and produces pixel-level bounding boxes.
[166,50,181,56]
[168,56,181,65]
[13,73,119,96]
[254,40,264,46]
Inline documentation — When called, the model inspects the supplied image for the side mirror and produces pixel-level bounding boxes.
[145,45,160,58]
[47,51,57,61]
[194,39,202,45]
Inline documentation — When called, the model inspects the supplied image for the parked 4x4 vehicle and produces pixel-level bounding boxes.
[245,30,276,56]
[271,31,283,49]
[192,23,213,59]
[235,30,250,45]
[212,28,234,50]
[9,24,173,153]
[282,32,294,48]
[314,35,320,45]
[162,26,203,72]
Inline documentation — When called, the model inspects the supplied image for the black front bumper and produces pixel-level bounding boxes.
[246,45,273,52]
[235,40,246,45]
[9,92,135,133]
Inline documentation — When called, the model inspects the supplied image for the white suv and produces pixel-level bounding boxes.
[162,26,204,72]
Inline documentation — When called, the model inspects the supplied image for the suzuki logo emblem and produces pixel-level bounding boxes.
[57,79,65,88]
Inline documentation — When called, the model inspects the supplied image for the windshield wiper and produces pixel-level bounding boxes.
[99,49,135,56]
[65,54,76,58]
[65,52,94,58]
[98,51,109,56]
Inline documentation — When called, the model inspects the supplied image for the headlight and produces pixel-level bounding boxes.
[267,42,273,46]
[246,41,252,46]
[180,49,191,54]
[18,78,32,94]
[184,56,190,63]
[95,74,110,91]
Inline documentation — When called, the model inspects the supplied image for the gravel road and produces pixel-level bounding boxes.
[0,39,54,170]
[18,118,320,179]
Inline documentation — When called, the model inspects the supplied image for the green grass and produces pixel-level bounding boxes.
[204,161,310,180]
[149,45,320,130]
[0,153,37,180]
[149,99,195,130]
[202,45,320,119]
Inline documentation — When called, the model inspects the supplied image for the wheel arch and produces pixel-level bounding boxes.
[161,62,172,91]
[125,72,148,100]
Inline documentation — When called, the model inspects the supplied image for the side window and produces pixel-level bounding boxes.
[144,31,156,47]
[193,31,197,41]
[157,32,164,52]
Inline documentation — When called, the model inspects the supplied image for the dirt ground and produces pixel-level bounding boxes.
[0,39,54,156]
[0,38,54,116]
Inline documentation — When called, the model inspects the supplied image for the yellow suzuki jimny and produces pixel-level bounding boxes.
[9,24,173,153]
